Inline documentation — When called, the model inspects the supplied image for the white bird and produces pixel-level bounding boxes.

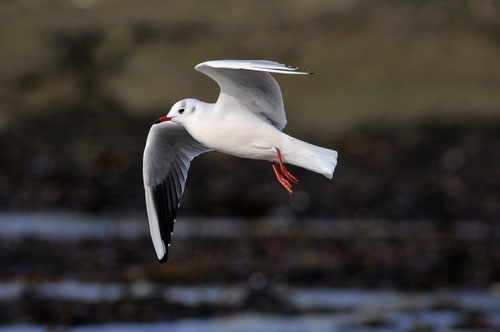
[143,60,338,262]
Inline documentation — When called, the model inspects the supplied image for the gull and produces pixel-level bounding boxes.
[143,60,338,262]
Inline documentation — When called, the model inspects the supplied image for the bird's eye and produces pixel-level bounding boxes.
[179,108,185,114]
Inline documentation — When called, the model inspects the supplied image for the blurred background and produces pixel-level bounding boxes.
[1,0,500,331]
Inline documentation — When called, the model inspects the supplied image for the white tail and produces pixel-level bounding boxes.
[283,135,338,178]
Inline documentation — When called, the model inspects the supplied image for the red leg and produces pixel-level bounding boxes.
[272,163,293,195]
[275,148,299,185]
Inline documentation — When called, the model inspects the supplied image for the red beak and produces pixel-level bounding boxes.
[154,116,173,124]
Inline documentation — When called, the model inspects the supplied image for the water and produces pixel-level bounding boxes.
[0,213,499,331]
[0,280,498,331]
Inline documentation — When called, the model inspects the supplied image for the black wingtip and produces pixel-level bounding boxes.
[159,254,168,263]
[286,64,313,75]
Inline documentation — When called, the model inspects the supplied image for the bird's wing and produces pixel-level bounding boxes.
[143,121,210,262]
[195,60,311,131]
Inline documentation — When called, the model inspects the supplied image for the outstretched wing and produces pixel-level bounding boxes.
[195,60,311,131]
[143,121,210,262]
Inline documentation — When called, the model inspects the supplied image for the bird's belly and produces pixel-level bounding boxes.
[191,121,282,161]
[215,139,276,160]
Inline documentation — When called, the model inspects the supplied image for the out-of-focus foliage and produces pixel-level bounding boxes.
[1,0,500,133]
[1,0,500,218]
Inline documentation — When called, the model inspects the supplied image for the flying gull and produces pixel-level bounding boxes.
[143,60,338,262]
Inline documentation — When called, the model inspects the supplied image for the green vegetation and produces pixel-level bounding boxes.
[1,0,500,136]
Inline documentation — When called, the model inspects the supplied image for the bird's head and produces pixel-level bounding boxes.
[154,99,202,126]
